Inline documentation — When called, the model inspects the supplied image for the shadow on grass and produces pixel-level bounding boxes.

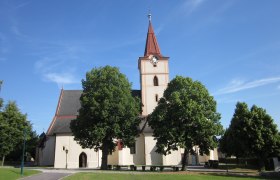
[11,169,19,175]
[207,172,280,180]
[218,164,257,170]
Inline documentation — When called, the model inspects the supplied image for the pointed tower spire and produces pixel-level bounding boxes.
[144,13,162,57]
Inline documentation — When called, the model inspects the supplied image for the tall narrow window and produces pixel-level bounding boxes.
[153,76,159,86]
[155,94,158,102]
[130,142,136,154]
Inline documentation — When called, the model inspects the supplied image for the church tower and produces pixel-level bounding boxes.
[139,14,169,116]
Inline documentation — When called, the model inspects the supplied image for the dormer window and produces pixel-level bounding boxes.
[153,76,159,86]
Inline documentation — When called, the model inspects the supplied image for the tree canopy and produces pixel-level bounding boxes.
[148,76,223,170]
[70,66,140,170]
[220,102,280,171]
[219,102,251,158]
[0,101,32,166]
[6,130,38,162]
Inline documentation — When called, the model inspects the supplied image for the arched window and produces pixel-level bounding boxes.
[153,76,159,86]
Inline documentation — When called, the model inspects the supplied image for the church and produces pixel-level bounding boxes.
[36,16,218,168]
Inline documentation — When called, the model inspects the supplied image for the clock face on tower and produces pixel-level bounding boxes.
[152,56,158,64]
[149,55,158,65]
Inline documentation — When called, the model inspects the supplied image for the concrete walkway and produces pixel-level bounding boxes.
[20,169,76,180]
[21,172,71,180]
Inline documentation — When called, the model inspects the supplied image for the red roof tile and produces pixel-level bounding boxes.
[144,21,162,57]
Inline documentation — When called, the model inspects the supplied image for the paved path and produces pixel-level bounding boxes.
[20,170,73,180]
[21,172,71,180]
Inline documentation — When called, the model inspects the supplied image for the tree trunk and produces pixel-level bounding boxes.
[2,156,5,166]
[181,149,188,171]
[101,141,109,170]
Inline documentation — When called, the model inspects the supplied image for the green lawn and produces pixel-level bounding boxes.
[64,173,269,180]
[0,167,41,180]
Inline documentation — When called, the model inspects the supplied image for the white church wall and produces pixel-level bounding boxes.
[211,148,218,160]
[141,59,169,74]
[198,154,209,164]
[139,59,169,115]
[54,134,100,168]
[133,134,145,165]
[144,133,162,165]
[108,148,119,165]
[118,147,133,165]
[144,85,166,114]
[110,135,145,165]
[163,150,182,165]
[196,148,219,164]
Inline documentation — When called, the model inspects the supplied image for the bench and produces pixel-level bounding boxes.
[141,165,180,171]
[107,164,181,171]
[107,165,137,170]
[204,160,219,168]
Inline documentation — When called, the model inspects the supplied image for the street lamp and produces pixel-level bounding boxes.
[63,146,68,169]
[20,128,26,176]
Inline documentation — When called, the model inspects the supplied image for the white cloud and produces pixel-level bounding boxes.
[184,0,206,14]
[44,73,79,86]
[14,1,31,10]
[278,85,280,90]
[33,41,85,87]
[215,76,280,95]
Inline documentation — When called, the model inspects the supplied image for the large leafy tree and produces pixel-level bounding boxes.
[148,76,223,171]
[220,102,280,171]
[70,66,140,170]
[219,102,251,159]
[0,101,31,166]
[6,130,39,162]
[250,105,280,170]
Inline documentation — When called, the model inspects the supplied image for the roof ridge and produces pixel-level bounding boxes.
[46,89,64,135]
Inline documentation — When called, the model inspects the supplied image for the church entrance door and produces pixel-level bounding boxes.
[79,152,87,168]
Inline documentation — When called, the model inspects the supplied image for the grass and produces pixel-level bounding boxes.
[217,164,258,174]
[0,167,41,180]
[63,172,274,180]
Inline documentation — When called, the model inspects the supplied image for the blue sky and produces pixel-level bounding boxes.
[0,0,280,134]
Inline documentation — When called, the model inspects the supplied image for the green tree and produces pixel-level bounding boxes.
[6,130,38,162]
[148,76,223,171]
[70,66,140,170]
[248,105,280,170]
[220,102,280,171]
[219,102,251,159]
[0,101,31,166]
